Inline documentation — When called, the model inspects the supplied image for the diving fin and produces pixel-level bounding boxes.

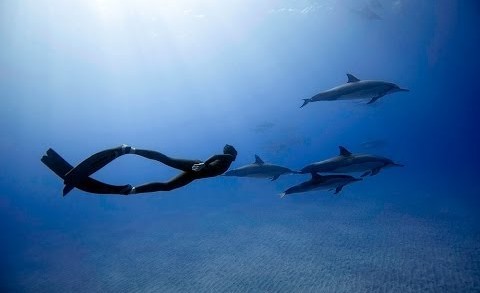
[41,148,76,196]
[41,148,73,179]
[63,184,75,196]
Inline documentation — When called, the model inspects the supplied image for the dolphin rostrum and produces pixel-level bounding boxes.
[224,155,300,181]
[280,173,361,198]
[300,146,404,177]
[300,73,409,107]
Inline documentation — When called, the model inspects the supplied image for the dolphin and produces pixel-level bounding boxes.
[300,146,404,177]
[280,173,361,198]
[224,155,300,181]
[300,73,409,107]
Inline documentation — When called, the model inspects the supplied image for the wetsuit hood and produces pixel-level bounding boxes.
[223,144,237,160]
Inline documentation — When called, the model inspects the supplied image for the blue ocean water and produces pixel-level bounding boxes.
[1,0,479,292]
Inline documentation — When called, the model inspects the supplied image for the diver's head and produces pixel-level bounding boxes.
[223,144,237,159]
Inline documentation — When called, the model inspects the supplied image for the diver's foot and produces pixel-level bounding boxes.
[120,144,136,155]
[119,184,135,195]
[113,144,136,158]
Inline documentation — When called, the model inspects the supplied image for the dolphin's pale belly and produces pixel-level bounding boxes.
[332,162,383,173]
[304,179,351,193]
[228,165,289,178]
[293,182,335,193]
[235,170,276,178]
[312,181,341,190]
[248,172,276,178]
[338,89,376,100]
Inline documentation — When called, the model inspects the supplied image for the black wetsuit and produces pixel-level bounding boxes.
[61,145,235,195]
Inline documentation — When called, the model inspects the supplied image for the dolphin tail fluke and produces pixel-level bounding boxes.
[300,99,310,108]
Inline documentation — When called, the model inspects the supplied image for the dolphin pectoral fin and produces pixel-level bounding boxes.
[367,96,382,104]
[334,185,344,194]
[361,171,371,177]
[271,175,280,181]
[371,168,381,176]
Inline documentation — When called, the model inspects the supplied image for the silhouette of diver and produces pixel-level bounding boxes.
[41,144,238,196]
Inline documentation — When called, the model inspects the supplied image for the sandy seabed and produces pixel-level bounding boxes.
[5,188,480,293]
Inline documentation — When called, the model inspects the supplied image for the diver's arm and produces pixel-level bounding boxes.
[204,154,234,165]
[192,154,234,172]
[192,163,205,171]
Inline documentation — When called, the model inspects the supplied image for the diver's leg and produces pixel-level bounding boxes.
[42,147,133,196]
[75,179,132,195]
[133,149,201,172]
[64,145,134,185]
[129,172,196,194]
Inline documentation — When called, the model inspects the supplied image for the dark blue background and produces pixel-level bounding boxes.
[1,1,479,291]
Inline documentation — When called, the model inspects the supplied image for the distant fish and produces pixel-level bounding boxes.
[224,155,300,181]
[301,73,409,107]
[281,173,361,198]
[300,146,403,177]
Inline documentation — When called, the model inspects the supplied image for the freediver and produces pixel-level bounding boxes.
[41,144,238,196]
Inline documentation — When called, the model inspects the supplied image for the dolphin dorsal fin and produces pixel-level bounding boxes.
[311,172,323,180]
[339,146,352,156]
[346,73,360,83]
[254,155,264,165]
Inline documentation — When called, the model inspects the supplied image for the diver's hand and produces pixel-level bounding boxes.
[192,163,205,172]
